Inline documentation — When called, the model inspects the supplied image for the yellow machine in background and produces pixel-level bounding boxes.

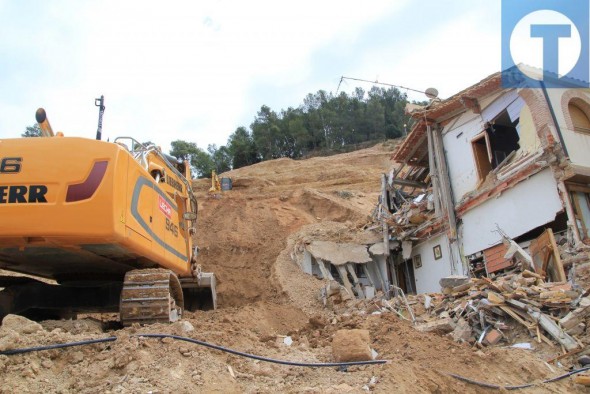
[208,170,222,195]
[0,109,216,324]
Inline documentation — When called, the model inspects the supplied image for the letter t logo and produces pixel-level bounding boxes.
[530,24,571,79]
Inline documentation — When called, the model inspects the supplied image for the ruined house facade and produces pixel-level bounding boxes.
[387,70,590,294]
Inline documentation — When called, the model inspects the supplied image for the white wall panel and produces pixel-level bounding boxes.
[412,234,453,293]
[461,169,562,255]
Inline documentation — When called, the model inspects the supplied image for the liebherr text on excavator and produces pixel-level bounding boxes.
[0,107,216,325]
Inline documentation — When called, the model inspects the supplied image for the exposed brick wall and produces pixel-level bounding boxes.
[518,88,555,149]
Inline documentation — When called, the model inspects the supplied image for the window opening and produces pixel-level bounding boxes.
[569,102,590,134]
[569,186,590,242]
[471,109,520,181]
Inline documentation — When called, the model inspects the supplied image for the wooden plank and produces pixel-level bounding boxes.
[498,306,554,345]
[472,134,493,183]
[392,178,428,189]
[499,306,531,327]
[484,131,492,164]
[484,243,512,273]
[529,229,566,282]
[505,299,528,310]
[545,228,566,282]
[528,310,579,351]
[381,174,390,257]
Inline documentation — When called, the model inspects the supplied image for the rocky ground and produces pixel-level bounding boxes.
[0,141,586,392]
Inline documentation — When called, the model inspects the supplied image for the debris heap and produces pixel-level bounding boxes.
[391,271,589,354]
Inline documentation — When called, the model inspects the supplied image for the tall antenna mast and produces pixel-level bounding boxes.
[95,95,105,140]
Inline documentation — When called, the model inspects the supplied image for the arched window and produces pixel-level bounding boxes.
[569,102,590,133]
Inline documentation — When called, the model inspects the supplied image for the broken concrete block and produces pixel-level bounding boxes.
[484,329,503,346]
[439,276,469,289]
[415,318,455,334]
[560,313,582,330]
[452,319,473,342]
[566,323,586,336]
[560,298,590,330]
[332,329,372,362]
[423,295,432,309]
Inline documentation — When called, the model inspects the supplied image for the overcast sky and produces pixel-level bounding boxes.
[0,0,500,151]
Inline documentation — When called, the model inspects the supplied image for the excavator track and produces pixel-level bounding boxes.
[120,269,184,326]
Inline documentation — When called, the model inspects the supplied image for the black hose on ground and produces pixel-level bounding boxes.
[0,333,387,368]
[3,334,589,384]
[447,366,590,390]
[135,333,387,367]
[0,337,117,355]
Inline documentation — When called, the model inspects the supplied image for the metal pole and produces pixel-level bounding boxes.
[95,95,105,140]
[381,173,390,257]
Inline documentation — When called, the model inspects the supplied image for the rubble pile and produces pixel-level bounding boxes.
[321,267,590,362]
[382,192,434,238]
[395,271,590,354]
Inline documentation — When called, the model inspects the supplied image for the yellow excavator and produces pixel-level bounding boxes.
[208,170,222,195]
[0,107,216,325]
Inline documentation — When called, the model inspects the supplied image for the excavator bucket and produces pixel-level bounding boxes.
[180,273,217,311]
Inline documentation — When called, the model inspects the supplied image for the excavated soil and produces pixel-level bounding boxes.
[0,141,582,393]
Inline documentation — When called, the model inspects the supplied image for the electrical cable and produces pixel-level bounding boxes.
[0,337,117,356]
[338,76,426,95]
[3,333,588,383]
[134,334,388,367]
[0,333,388,368]
[447,366,590,390]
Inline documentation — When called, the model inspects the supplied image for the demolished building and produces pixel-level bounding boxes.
[385,67,590,294]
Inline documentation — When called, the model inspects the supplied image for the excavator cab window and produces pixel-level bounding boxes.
[175,162,186,176]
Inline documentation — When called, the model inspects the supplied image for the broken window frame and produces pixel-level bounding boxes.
[471,109,521,183]
[471,131,493,182]
[567,183,590,244]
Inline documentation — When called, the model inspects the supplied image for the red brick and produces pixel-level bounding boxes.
[484,329,503,346]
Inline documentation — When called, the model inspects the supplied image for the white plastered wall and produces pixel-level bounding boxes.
[546,88,590,168]
[442,90,524,202]
[518,105,542,153]
[461,168,563,255]
[411,234,453,294]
